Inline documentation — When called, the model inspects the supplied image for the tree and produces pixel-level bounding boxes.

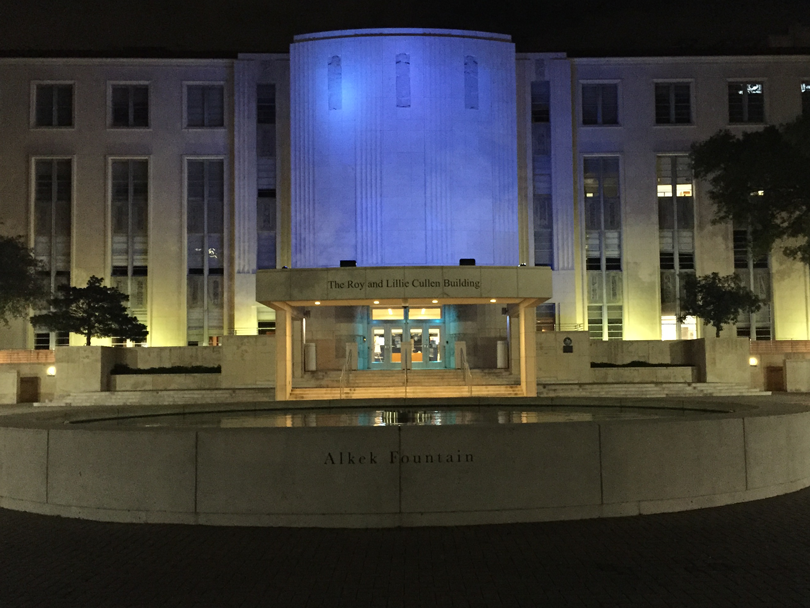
[678,273,762,338]
[690,113,810,264]
[0,235,49,325]
[31,276,148,346]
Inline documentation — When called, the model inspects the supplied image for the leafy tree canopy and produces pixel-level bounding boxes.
[31,276,148,346]
[0,235,49,325]
[678,272,762,338]
[690,113,810,264]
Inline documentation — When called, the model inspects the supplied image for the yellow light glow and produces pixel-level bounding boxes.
[749,356,759,367]
[432,299,438,304]
[421,308,425,314]
[46,366,56,376]
[490,299,497,303]
[373,300,380,304]
[388,308,393,315]
[315,301,321,305]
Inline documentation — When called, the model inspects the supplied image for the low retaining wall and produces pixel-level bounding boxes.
[1,400,809,527]
[590,367,695,383]
[110,374,221,391]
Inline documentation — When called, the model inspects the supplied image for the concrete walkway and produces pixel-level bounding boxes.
[2,487,810,607]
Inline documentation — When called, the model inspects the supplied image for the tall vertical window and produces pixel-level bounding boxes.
[657,156,696,340]
[532,80,552,266]
[257,83,276,124]
[328,56,342,111]
[35,84,73,127]
[802,82,810,116]
[396,54,411,108]
[734,224,772,340]
[110,84,149,128]
[581,83,618,125]
[257,84,277,270]
[728,82,764,124]
[186,84,224,127]
[464,56,478,110]
[33,159,71,348]
[531,81,550,123]
[584,157,622,340]
[654,83,691,124]
[110,159,148,342]
[187,159,225,345]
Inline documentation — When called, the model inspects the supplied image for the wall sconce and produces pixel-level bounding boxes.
[46,366,57,376]
[749,356,759,367]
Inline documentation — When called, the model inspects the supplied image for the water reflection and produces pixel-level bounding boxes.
[73,405,725,428]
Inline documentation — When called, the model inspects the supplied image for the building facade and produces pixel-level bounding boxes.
[1,29,809,366]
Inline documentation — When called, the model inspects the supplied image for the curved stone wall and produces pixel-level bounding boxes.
[1,401,809,527]
[290,29,519,267]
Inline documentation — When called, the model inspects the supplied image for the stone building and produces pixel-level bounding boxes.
[1,28,808,370]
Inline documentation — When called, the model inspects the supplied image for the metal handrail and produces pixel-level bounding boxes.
[459,349,473,397]
[339,349,353,399]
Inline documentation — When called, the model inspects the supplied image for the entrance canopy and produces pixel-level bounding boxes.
[256,265,552,309]
[256,265,552,400]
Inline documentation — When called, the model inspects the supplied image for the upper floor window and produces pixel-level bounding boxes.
[257,84,276,124]
[111,84,149,128]
[728,82,764,124]
[186,84,224,128]
[531,81,550,123]
[655,82,691,124]
[35,84,73,127]
[802,82,810,116]
[581,83,618,125]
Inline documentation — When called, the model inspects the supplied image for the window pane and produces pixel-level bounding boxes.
[132,86,149,127]
[187,86,204,126]
[55,85,73,126]
[600,84,618,124]
[205,86,224,127]
[111,87,130,126]
[654,84,671,124]
[36,85,54,126]
[582,85,598,124]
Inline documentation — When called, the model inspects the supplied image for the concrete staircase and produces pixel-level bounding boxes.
[536,382,769,399]
[290,369,523,400]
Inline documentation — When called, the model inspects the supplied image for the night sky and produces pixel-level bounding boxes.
[0,0,807,56]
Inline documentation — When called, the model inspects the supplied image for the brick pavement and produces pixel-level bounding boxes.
[2,488,810,608]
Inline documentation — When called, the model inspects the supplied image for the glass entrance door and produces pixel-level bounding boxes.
[370,307,443,369]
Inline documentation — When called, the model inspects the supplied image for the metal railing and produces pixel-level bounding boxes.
[339,349,354,399]
[459,349,473,397]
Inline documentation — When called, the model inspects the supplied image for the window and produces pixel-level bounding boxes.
[110,159,149,339]
[111,85,149,128]
[257,84,276,124]
[802,82,810,116]
[531,81,550,123]
[187,159,225,345]
[257,84,277,269]
[536,303,556,332]
[33,158,72,349]
[584,157,622,340]
[657,156,696,340]
[728,82,764,124]
[581,83,618,125]
[328,56,342,111]
[35,84,73,127]
[655,83,691,124]
[464,56,478,110]
[734,225,772,340]
[396,54,411,108]
[186,84,224,127]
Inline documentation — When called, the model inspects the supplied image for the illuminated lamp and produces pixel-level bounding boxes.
[46,366,56,376]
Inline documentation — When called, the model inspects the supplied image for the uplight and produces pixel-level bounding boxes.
[432,300,438,304]
[373,300,380,304]
[315,301,321,305]
[749,356,759,367]
[490,299,497,303]
[46,366,56,376]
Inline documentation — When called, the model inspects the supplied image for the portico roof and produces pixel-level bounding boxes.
[256,265,551,309]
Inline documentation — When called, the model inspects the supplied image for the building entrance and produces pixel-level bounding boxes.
[370,307,443,369]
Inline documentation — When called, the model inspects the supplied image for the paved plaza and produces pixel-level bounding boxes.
[1,486,810,607]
